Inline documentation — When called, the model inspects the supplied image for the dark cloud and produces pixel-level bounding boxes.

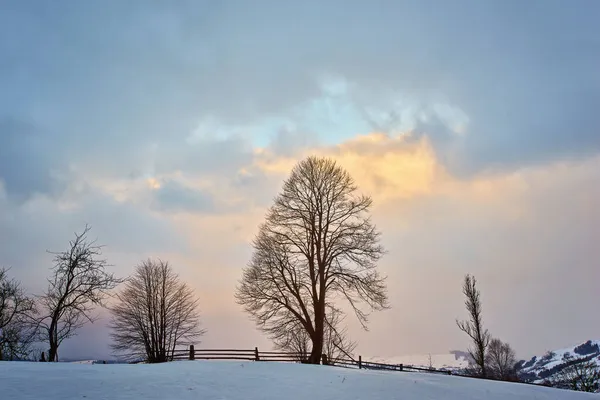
[0,118,66,201]
[156,135,254,177]
[0,187,188,285]
[151,180,215,214]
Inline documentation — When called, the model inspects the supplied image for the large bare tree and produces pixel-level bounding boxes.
[38,225,123,362]
[456,274,491,377]
[109,259,205,363]
[236,156,388,364]
[0,268,36,360]
[486,338,518,381]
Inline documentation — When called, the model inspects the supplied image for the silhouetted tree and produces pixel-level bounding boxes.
[236,156,388,364]
[427,354,434,371]
[276,320,311,362]
[0,268,36,360]
[456,274,490,377]
[486,338,518,381]
[38,225,123,362]
[109,259,205,363]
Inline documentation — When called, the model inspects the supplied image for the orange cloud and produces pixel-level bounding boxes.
[252,133,446,204]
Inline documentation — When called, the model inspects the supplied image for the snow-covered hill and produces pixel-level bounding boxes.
[2,359,596,400]
[516,340,600,384]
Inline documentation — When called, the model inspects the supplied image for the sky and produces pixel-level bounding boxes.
[1,0,599,361]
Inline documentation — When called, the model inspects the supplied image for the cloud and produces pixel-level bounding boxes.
[1,1,598,360]
[150,179,216,214]
[2,0,599,190]
[0,118,66,201]
[0,184,188,291]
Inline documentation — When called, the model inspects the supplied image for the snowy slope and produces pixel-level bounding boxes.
[2,360,597,400]
[517,340,600,384]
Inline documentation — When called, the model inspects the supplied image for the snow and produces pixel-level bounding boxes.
[2,360,597,400]
[518,340,600,384]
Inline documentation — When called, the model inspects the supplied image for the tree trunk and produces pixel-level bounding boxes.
[48,321,58,362]
[49,344,58,362]
[309,338,323,364]
[309,303,326,364]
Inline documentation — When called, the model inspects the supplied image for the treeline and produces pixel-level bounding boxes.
[0,226,203,363]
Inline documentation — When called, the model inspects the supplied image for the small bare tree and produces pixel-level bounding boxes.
[0,268,37,360]
[486,338,518,381]
[428,354,434,371]
[38,225,123,362]
[109,259,205,363]
[546,355,600,393]
[275,320,311,362]
[236,156,388,364]
[456,274,491,378]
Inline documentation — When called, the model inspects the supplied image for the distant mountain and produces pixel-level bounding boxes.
[60,358,129,364]
[449,350,471,363]
[515,340,600,384]
[369,351,469,371]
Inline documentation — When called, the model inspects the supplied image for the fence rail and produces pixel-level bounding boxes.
[172,345,457,376]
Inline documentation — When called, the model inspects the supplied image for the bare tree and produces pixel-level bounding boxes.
[275,320,311,362]
[428,354,434,371]
[109,259,205,363]
[546,355,600,393]
[38,225,123,362]
[456,274,491,377]
[236,156,388,364]
[486,338,518,381]
[0,267,37,360]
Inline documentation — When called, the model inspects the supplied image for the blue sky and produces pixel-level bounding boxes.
[1,0,599,360]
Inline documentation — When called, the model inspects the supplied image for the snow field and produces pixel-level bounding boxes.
[1,360,597,400]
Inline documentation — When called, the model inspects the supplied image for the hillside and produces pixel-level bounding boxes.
[517,340,600,384]
[1,360,597,400]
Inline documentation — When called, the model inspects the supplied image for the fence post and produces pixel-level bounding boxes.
[189,345,195,360]
[321,354,328,365]
[254,347,260,361]
[358,355,362,369]
[399,363,403,371]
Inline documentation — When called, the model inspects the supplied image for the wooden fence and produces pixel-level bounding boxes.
[171,346,304,363]
[171,345,455,376]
